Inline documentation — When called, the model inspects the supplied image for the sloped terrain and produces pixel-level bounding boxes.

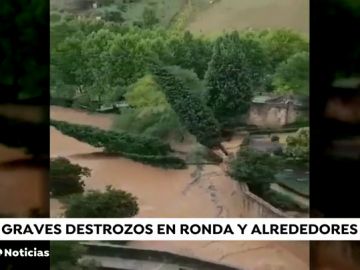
[187,0,309,35]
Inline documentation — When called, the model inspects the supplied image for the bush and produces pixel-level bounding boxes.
[229,148,280,187]
[285,127,309,165]
[50,158,90,197]
[64,186,139,218]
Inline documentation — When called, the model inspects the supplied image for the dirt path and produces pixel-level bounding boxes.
[50,106,309,270]
[187,0,309,35]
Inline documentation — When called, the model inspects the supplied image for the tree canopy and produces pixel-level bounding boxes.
[272,51,309,95]
[64,186,139,218]
[50,157,90,197]
[205,31,266,120]
[151,63,223,150]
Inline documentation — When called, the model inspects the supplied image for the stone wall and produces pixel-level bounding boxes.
[82,243,241,270]
[237,183,289,218]
[247,103,305,128]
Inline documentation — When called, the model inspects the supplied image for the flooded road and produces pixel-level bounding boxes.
[50,106,309,270]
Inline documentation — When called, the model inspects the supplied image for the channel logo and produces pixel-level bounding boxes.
[0,247,49,257]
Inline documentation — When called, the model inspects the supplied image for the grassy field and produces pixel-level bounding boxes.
[187,0,309,35]
[51,0,309,34]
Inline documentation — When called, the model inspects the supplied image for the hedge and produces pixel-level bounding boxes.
[51,120,172,156]
[51,120,187,169]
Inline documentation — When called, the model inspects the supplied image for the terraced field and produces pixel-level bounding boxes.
[187,0,309,35]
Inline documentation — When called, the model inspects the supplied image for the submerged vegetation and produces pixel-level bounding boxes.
[51,120,187,169]
[50,157,90,197]
[64,186,139,218]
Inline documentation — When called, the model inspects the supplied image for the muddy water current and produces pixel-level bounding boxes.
[50,106,309,270]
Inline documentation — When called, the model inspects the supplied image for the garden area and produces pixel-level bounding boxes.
[230,127,309,213]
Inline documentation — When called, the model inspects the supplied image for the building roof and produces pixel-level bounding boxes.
[252,95,307,107]
[252,96,273,104]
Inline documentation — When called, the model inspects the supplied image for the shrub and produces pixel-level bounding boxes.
[64,186,139,218]
[50,158,90,197]
[285,127,309,165]
[230,148,281,193]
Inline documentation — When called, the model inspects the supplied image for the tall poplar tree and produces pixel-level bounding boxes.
[151,63,228,155]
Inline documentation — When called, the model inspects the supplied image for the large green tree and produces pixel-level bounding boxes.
[272,51,309,95]
[166,31,213,79]
[151,63,227,154]
[120,75,185,140]
[205,31,265,120]
[260,29,309,71]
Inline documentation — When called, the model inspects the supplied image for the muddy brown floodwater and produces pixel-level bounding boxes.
[50,106,309,270]
[0,105,46,217]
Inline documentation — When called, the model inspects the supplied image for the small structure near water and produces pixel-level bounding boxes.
[247,95,308,128]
